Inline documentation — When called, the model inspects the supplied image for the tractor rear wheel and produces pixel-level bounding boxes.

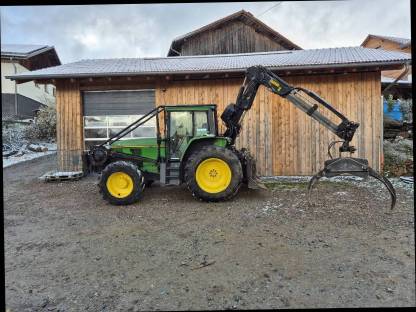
[99,161,144,205]
[185,146,243,202]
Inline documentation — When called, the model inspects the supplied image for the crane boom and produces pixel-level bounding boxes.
[221,65,359,153]
[221,65,396,210]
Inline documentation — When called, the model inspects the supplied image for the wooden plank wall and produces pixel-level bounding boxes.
[155,71,382,176]
[180,20,287,56]
[55,80,83,171]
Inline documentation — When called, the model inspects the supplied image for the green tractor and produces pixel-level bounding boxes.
[87,66,396,209]
[88,104,253,205]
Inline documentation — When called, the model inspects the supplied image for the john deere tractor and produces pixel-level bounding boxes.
[87,65,396,209]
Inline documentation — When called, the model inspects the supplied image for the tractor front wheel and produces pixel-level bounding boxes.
[99,161,144,205]
[185,146,243,202]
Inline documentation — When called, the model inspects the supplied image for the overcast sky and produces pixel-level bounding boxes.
[0,1,411,64]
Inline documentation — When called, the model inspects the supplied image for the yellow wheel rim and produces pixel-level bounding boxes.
[195,158,232,193]
[106,172,134,198]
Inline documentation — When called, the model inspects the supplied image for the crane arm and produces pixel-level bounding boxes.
[221,65,359,153]
[221,65,396,210]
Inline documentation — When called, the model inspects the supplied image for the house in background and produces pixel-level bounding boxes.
[167,10,301,56]
[1,44,61,119]
[361,35,412,123]
[361,34,411,95]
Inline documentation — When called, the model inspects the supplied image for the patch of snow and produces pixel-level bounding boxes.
[400,176,413,184]
[41,143,57,151]
[3,143,57,168]
[335,191,348,196]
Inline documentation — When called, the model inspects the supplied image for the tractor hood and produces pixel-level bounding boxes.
[110,137,159,148]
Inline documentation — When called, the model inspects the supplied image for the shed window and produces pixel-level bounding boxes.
[84,115,156,149]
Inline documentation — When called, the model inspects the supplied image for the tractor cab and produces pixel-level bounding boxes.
[164,105,218,160]
[108,105,219,162]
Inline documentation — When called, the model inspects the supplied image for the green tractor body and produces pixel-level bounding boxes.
[90,105,260,205]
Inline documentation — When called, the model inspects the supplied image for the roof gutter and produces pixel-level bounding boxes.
[6,60,410,81]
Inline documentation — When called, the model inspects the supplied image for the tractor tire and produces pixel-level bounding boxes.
[99,161,144,205]
[184,146,243,202]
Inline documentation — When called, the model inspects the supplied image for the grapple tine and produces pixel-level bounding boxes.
[368,167,397,210]
[307,169,324,206]
[307,157,397,211]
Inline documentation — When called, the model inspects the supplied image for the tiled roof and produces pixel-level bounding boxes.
[1,44,53,58]
[7,47,411,81]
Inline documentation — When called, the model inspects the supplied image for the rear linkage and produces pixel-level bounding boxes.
[222,66,397,210]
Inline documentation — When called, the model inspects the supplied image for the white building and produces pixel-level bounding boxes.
[1,44,61,119]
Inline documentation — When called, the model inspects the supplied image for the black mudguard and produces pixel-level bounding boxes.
[237,148,267,190]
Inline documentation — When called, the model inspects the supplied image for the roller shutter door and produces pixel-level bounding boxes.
[83,89,155,115]
[82,89,156,148]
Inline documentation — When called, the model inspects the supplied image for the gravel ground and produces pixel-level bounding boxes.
[3,155,415,311]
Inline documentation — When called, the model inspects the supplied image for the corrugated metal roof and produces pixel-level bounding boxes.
[1,44,53,58]
[7,47,411,81]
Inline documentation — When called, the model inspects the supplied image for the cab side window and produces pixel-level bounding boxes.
[194,111,210,136]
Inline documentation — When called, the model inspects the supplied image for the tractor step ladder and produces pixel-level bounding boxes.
[160,159,180,185]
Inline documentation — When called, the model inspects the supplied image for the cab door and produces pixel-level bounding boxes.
[167,111,193,160]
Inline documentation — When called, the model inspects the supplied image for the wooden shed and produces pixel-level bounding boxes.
[8,47,411,176]
[168,10,301,56]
